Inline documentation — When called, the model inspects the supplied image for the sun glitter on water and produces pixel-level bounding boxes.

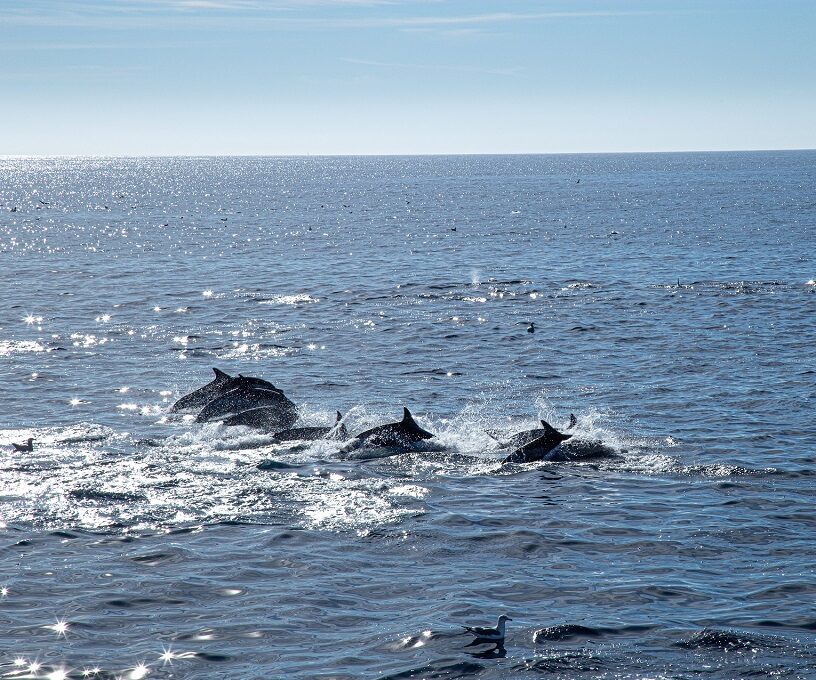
[128,661,150,679]
[47,616,70,638]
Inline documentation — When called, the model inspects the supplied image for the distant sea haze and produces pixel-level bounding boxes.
[1,152,815,678]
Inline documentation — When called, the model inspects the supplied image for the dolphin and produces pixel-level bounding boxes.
[344,407,434,451]
[502,419,572,464]
[221,405,300,431]
[196,386,297,426]
[171,367,232,412]
[270,411,348,442]
[487,413,576,449]
[543,438,618,462]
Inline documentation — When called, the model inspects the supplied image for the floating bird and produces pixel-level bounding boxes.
[463,615,512,644]
[527,322,535,333]
[12,438,34,452]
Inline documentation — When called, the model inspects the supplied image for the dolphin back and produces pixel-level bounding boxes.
[223,404,298,431]
[197,387,297,424]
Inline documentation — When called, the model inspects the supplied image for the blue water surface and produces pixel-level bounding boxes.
[1,152,815,678]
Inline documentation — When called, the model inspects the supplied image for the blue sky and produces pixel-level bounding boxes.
[1,0,814,154]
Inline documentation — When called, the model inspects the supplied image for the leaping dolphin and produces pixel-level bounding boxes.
[343,407,434,452]
[502,419,572,464]
[487,413,576,449]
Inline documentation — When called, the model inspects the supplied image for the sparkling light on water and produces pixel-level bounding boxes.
[158,645,175,666]
[128,661,150,679]
[48,616,70,638]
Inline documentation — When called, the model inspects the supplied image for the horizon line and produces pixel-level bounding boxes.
[2,147,815,160]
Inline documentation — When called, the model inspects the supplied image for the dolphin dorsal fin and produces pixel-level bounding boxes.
[335,411,342,423]
[540,419,565,436]
[402,407,413,422]
[213,368,230,380]
[541,419,572,441]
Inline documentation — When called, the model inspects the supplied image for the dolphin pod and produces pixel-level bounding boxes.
[173,367,578,460]
[174,369,345,443]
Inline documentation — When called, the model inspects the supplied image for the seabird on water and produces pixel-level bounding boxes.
[527,322,535,333]
[12,438,34,452]
[463,615,512,644]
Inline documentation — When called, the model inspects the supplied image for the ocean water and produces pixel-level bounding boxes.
[0,152,814,679]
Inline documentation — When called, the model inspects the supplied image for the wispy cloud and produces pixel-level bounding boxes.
[0,2,684,30]
[339,10,664,29]
[175,0,256,8]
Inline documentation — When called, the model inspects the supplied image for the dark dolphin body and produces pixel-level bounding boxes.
[171,367,232,412]
[222,405,299,431]
[225,409,347,441]
[502,419,573,464]
[271,411,348,442]
[344,407,434,451]
[545,438,619,462]
[171,369,278,412]
[196,387,297,426]
[487,413,576,449]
